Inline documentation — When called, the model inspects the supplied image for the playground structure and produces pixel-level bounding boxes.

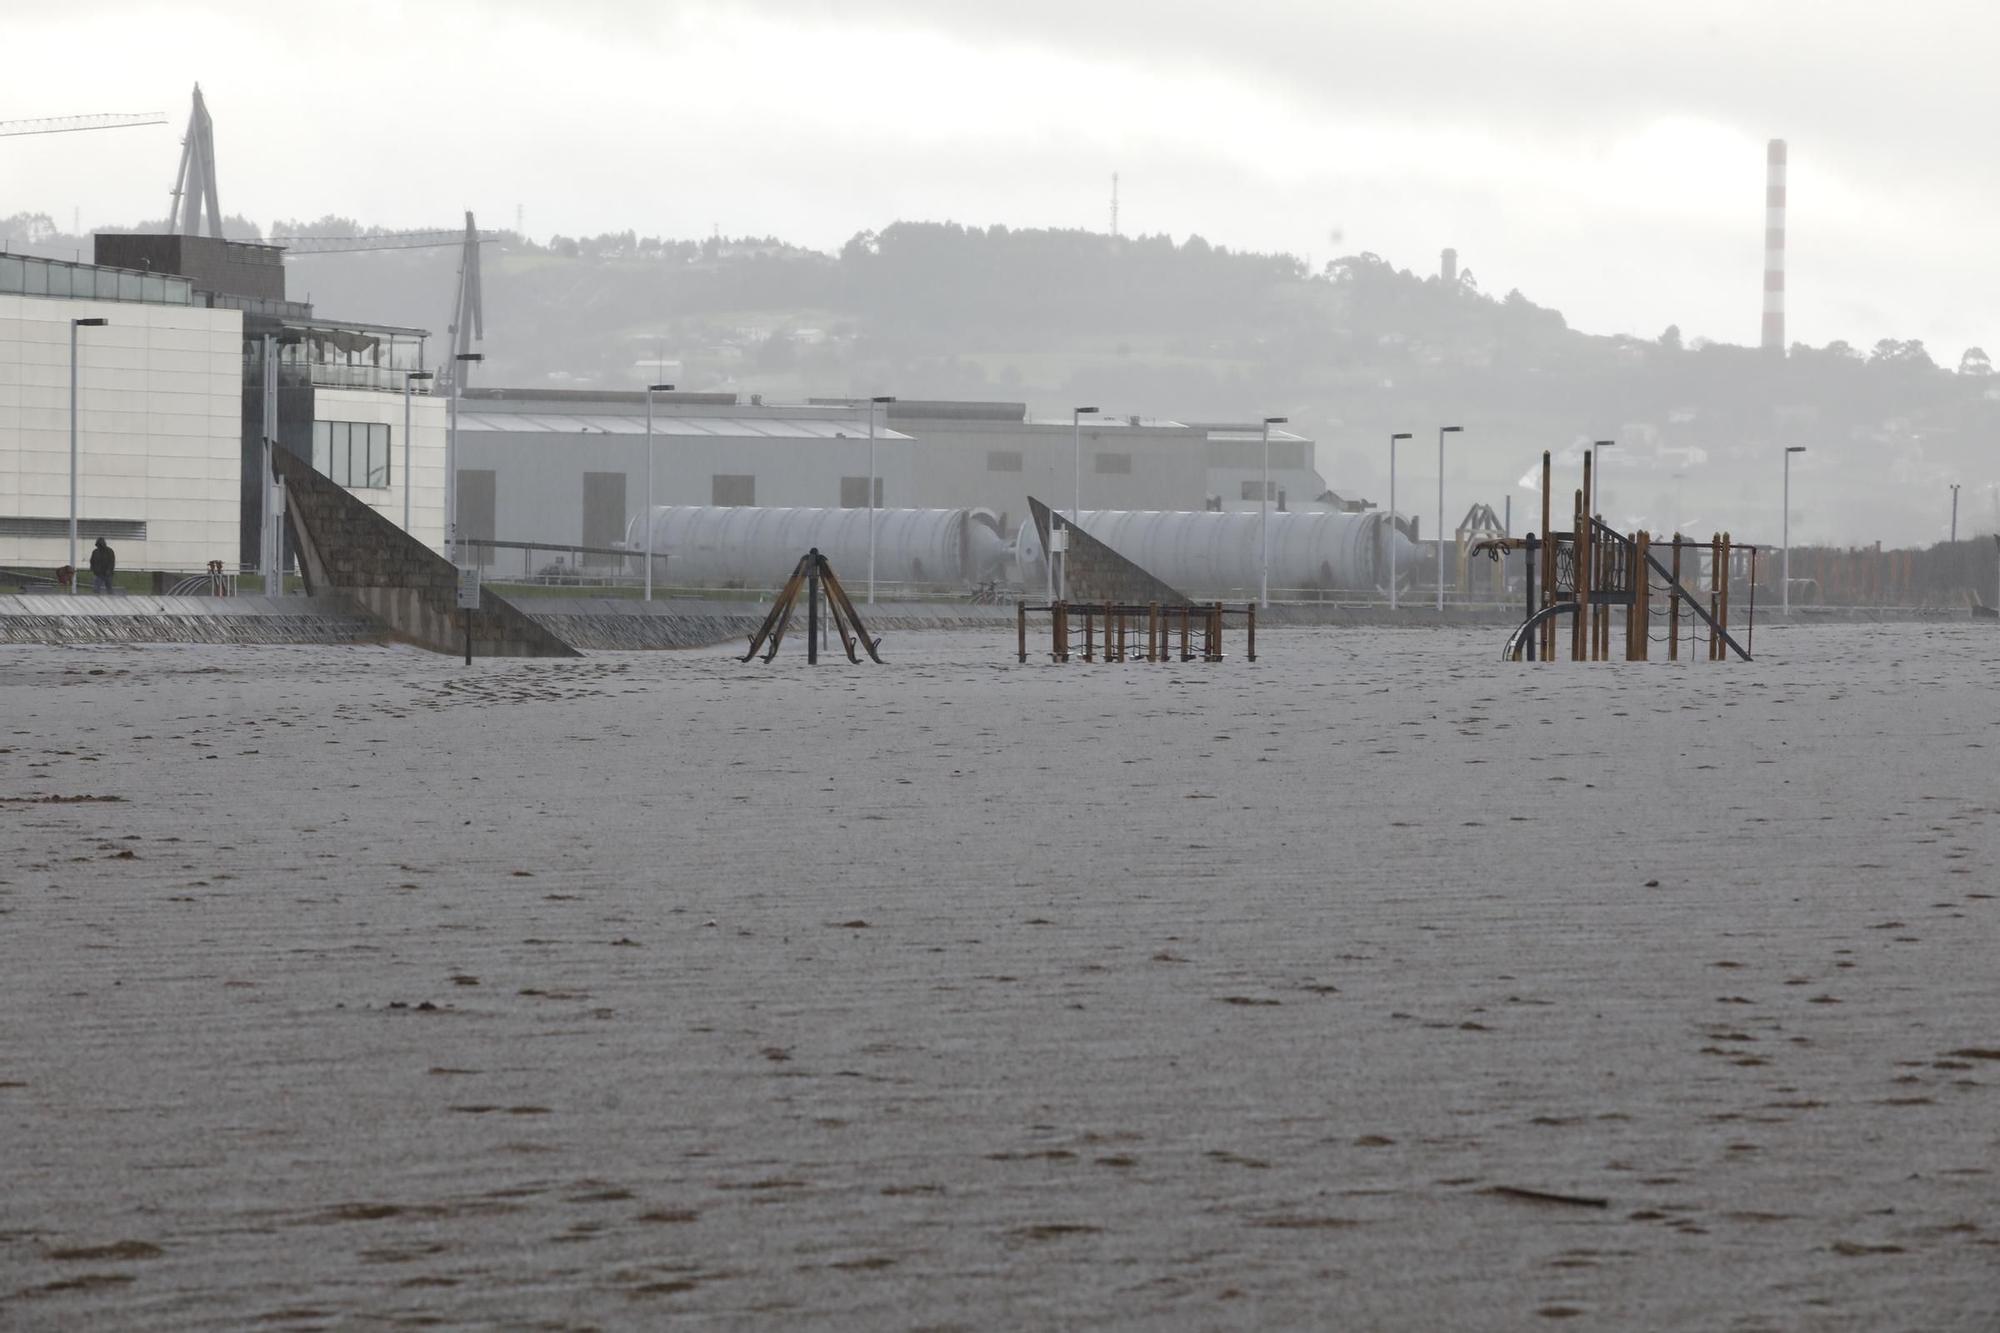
[1454,503,1511,601]
[1482,451,1760,662]
[741,550,883,665]
[1016,601,1256,664]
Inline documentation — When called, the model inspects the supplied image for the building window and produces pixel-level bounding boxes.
[986,450,1024,473]
[1094,452,1133,475]
[313,420,392,489]
[840,476,884,508]
[712,474,755,507]
[1242,480,1279,501]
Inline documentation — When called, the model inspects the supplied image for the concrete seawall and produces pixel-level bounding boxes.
[0,594,382,646]
[519,598,1019,651]
[5,590,1965,653]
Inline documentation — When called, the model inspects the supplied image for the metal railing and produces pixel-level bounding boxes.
[0,252,193,305]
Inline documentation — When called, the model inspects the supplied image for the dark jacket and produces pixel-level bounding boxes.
[89,542,115,577]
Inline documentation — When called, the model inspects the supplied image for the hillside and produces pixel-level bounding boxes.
[7,211,1994,547]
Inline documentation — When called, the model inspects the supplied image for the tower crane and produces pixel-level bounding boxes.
[0,112,168,137]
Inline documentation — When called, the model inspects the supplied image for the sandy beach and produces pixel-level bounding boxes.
[2,623,1996,1329]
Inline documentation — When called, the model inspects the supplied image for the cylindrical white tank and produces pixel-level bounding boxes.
[1015,509,1418,595]
[628,506,1008,588]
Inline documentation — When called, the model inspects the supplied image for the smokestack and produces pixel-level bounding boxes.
[1441,248,1458,284]
[1762,139,1786,352]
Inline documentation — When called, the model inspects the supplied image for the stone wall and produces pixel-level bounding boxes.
[275,449,578,658]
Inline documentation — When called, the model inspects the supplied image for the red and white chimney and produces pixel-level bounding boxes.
[1762,139,1786,352]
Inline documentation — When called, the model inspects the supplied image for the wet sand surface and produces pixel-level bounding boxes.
[2,624,1996,1329]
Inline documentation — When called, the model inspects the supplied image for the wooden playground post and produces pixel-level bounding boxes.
[1148,602,1160,662]
[1572,484,1591,662]
[1668,535,1682,660]
[1625,531,1644,660]
[1017,601,1027,663]
[1179,606,1192,661]
[1719,532,1732,656]
[1083,606,1095,661]
[1246,603,1257,662]
[1594,527,1609,661]
[1539,451,1554,662]
[1716,532,1727,661]
[1747,545,1758,657]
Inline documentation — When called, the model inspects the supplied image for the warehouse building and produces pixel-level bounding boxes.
[449,391,1331,567]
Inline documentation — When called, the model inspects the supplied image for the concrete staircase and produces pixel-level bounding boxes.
[275,450,578,658]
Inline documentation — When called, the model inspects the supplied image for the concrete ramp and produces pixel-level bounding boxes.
[275,449,579,658]
[1029,497,1191,605]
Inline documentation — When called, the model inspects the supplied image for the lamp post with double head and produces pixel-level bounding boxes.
[1437,425,1463,611]
[68,317,109,578]
[1783,446,1807,616]
[1260,416,1288,608]
[402,370,433,535]
[1388,432,1411,610]
[643,383,675,600]
[1590,439,1615,520]
[1065,405,1100,600]
[446,352,484,564]
[866,395,894,603]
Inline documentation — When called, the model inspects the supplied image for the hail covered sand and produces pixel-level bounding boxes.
[1,625,1996,1327]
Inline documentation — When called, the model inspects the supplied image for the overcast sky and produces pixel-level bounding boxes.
[6,0,1994,358]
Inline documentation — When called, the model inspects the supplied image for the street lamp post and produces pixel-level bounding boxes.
[68,317,109,579]
[1388,432,1411,610]
[644,383,675,601]
[1437,425,1463,611]
[1783,446,1807,616]
[1590,439,1615,519]
[866,395,894,604]
[1949,482,1960,544]
[1065,405,1100,600]
[402,370,434,534]
[1260,416,1288,608]
[446,352,484,564]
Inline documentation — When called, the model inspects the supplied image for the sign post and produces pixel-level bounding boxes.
[456,565,481,665]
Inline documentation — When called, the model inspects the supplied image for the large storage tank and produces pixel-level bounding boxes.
[627,506,1010,588]
[1016,508,1416,595]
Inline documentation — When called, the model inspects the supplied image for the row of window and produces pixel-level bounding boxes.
[984,450,1133,474]
[462,464,1202,532]
[314,420,392,489]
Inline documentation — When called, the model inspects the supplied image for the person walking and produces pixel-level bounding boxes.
[89,537,116,595]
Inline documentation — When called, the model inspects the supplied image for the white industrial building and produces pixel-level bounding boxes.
[1,256,242,572]
[0,240,448,582]
[449,391,1335,572]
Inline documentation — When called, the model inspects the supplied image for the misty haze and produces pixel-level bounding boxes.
[2,3,1997,1328]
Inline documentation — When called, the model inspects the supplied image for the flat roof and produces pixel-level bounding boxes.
[456,412,910,440]
[281,315,430,338]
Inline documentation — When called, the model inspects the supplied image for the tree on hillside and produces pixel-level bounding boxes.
[1870,338,1935,368]
[1958,346,1992,375]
